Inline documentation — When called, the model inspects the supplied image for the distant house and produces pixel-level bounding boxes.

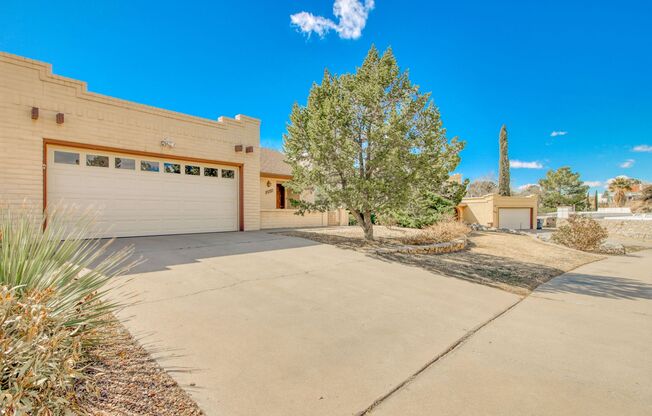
[458,194,538,230]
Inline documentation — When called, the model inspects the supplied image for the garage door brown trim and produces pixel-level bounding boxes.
[43,138,245,232]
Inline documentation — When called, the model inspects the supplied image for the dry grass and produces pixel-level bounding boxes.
[400,220,470,245]
[78,317,203,416]
[279,226,602,295]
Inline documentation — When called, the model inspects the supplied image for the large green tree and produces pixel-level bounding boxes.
[283,46,464,240]
[538,167,590,209]
[498,125,511,196]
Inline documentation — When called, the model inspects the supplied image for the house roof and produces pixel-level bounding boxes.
[260,148,292,177]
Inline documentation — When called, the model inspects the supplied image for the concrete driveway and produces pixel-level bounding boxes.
[110,231,519,416]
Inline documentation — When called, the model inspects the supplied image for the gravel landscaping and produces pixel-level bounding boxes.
[77,317,203,416]
[279,226,602,295]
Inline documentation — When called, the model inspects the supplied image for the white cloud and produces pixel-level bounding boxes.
[550,131,568,137]
[510,160,543,169]
[633,144,652,152]
[619,159,635,168]
[290,0,375,39]
[517,183,539,191]
[583,181,602,187]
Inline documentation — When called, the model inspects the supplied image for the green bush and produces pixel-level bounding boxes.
[552,215,608,252]
[383,192,456,229]
[0,207,135,415]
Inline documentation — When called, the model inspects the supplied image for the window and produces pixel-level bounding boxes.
[86,154,109,167]
[115,157,135,170]
[54,151,79,165]
[222,169,235,179]
[164,163,181,174]
[185,165,200,175]
[140,160,160,172]
[204,167,218,177]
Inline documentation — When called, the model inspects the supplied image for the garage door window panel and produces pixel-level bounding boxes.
[204,167,218,177]
[185,165,200,175]
[164,163,181,174]
[115,157,135,170]
[141,161,160,172]
[86,154,109,168]
[222,169,235,179]
[54,151,79,165]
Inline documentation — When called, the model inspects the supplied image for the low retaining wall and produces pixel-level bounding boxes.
[596,218,652,241]
[377,238,467,255]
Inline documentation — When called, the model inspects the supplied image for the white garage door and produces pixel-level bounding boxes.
[47,147,239,238]
[498,208,531,230]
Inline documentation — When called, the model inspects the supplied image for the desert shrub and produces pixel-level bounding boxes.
[400,217,470,245]
[385,193,456,229]
[0,207,135,415]
[552,215,608,251]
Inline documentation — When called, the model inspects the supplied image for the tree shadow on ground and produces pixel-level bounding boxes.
[372,244,565,294]
[279,231,567,294]
[537,272,652,300]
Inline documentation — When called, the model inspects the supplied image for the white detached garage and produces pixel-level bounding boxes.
[47,145,240,238]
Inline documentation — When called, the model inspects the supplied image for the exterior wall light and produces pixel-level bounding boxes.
[245,146,254,153]
[56,113,64,124]
[235,145,243,152]
[31,107,39,120]
[160,138,176,148]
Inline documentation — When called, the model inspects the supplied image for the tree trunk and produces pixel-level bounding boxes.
[355,210,374,241]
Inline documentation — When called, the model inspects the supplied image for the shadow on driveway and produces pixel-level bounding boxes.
[537,272,652,300]
[100,231,320,275]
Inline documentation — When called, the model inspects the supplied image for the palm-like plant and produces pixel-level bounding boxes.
[608,177,640,207]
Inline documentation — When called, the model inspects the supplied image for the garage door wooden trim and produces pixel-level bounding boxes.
[42,138,245,232]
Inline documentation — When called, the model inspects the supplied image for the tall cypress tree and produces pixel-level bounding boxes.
[594,190,598,210]
[498,124,511,196]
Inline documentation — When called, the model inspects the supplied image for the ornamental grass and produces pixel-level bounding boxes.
[0,207,137,415]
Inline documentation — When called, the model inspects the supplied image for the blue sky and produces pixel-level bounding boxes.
[2,0,651,192]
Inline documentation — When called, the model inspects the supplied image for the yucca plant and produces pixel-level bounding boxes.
[0,206,138,414]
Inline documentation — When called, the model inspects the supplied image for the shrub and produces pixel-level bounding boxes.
[552,215,608,252]
[385,193,456,229]
[0,207,135,415]
[400,217,470,245]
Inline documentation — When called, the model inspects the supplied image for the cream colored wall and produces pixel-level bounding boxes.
[260,209,329,229]
[260,177,280,209]
[0,52,261,230]
[461,195,494,226]
[460,194,538,228]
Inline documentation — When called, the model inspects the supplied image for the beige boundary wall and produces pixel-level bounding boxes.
[0,52,261,230]
[460,194,538,229]
[260,208,348,230]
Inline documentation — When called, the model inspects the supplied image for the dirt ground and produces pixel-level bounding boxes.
[77,318,203,416]
[279,226,602,295]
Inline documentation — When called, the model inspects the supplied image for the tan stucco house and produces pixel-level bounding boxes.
[0,52,346,238]
[458,194,538,229]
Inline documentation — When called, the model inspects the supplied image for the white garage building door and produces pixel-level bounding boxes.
[498,208,531,230]
[47,147,239,238]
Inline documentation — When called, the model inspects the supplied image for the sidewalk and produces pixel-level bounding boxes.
[368,250,652,416]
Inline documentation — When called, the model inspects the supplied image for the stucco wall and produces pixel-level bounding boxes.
[0,52,261,230]
[260,209,328,229]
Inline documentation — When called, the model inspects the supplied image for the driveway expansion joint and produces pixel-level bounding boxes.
[355,297,524,416]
